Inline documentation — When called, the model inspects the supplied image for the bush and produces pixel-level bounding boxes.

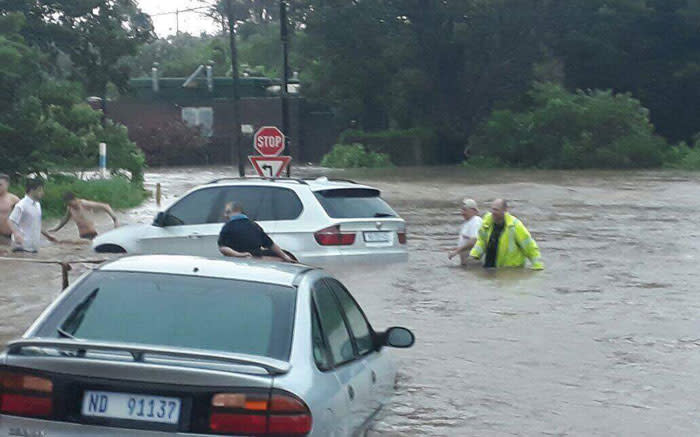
[10,175,148,218]
[338,128,441,165]
[469,82,668,169]
[129,119,208,166]
[321,144,393,168]
[462,156,506,169]
[664,137,700,170]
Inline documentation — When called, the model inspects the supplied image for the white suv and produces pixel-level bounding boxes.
[93,177,408,265]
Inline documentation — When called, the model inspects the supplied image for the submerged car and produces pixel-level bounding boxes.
[0,255,415,436]
[92,177,408,266]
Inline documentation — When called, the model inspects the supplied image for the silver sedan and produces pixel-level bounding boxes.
[0,255,414,436]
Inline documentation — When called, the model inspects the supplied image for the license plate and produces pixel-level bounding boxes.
[364,231,391,243]
[82,391,181,425]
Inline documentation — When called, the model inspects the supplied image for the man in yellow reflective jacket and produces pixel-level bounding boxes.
[470,199,544,270]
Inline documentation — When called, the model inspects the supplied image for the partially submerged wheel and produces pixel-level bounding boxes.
[94,244,126,254]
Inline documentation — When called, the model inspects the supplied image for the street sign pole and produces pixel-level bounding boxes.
[225,0,244,177]
[280,0,291,176]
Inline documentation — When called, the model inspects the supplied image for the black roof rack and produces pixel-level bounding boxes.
[207,176,308,185]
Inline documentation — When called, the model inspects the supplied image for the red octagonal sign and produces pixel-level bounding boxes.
[254,126,286,157]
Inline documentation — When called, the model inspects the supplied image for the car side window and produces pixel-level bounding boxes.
[222,187,303,222]
[312,280,355,366]
[167,187,224,226]
[310,304,332,371]
[326,279,374,355]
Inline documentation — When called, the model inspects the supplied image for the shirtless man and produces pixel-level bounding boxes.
[49,191,119,240]
[0,174,20,240]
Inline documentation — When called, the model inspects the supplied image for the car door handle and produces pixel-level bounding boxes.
[348,385,355,401]
[371,370,377,384]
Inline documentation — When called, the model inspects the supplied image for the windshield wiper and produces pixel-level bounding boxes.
[374,213,395,218]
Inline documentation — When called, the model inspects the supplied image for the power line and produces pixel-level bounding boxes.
[150,6,210,17]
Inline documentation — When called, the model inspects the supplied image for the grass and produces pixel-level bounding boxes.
[10,175,148,218]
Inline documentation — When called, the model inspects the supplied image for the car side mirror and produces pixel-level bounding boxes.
[153,212,184,227]
[383,327,415,349]
[153,212,166,227]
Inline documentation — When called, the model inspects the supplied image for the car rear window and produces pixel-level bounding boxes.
[314,189,398,219]
[51,271,295,361]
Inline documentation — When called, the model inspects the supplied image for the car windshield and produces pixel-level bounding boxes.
[53,271,296,361]
[314,188,398,219]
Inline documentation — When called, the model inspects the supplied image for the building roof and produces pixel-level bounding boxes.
[126,77,277,100]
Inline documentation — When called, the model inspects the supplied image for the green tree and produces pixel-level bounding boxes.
[4,0,154,96]
[296,0,544,149]
[543,0,700,142]
[0,12,144,181]
[469,82,668,169]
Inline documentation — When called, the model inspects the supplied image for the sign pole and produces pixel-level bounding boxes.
[225,0,244,177]
[280,0,291,176]
[99,142,107,178]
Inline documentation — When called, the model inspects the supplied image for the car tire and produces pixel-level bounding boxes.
[94,244,127,254]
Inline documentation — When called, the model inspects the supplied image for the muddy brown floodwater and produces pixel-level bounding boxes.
[2,167,700,436]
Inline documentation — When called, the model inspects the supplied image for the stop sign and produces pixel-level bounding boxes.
[254,126,285,157]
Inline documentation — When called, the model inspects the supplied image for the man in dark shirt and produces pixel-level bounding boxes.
[218,201,295,262]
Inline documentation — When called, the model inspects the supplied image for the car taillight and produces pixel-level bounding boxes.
[398,231,407,244]
[0,370,53,417]
[314,225,355,246]
[209,391,311,436]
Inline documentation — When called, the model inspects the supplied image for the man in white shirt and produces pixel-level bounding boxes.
[448,198,483,265]
[8,179,57,253]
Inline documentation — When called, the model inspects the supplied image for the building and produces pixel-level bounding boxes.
[106,64,339,166]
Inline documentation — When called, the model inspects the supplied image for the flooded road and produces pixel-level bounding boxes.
[2,167,700,436]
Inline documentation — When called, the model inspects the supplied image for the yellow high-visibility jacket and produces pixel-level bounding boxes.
[470,212,544,270]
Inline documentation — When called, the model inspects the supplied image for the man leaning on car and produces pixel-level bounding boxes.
[218,201,295,262]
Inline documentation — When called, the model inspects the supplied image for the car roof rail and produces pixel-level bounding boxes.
[7,338,292,375]
[305,177,358,184]
[206,176,308,185]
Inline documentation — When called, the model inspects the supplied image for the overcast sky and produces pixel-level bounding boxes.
[137,0,216,36]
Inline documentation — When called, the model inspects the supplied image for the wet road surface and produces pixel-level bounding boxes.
[2,167,700,436]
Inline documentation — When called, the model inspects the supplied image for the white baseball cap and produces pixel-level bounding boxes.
[461,198,478,210]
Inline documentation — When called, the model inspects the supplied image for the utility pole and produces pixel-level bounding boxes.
[280,0,291,176]
[225,0,244,176]
[175,9,179,34]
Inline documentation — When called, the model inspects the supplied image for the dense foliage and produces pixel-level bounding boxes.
[3,0,700,170]
[296,0,700,146]
[0,2,152,181]
[664,136,700,170]
[469,83,668,169]
[321,144,393,169]
[126,0,700,168]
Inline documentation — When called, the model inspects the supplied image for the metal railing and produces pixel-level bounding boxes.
[0,257,107,290]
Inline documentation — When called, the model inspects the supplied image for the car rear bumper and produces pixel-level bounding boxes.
[300,249,408,267]
[0,415,212,436]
